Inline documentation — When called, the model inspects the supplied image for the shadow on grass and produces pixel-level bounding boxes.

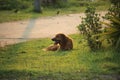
[0,69,120,80]
[0,69,33,80]
[102,50,120,74]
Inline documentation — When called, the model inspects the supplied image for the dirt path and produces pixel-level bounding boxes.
[0,12,106,47]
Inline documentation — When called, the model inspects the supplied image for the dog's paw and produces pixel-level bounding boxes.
[42,48,47,51]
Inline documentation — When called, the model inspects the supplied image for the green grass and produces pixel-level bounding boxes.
[0,0,111,23]
[0,34,120,80]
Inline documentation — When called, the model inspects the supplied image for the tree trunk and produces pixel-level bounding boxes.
[34,0,42,13]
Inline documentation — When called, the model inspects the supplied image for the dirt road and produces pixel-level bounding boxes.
[0,12,106,47]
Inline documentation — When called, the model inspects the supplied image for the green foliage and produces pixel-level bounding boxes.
[53,0,68,8]
[69,0,110,7]
[41,0,70,8]
[109,0,119,5]
[0,0,110,10]
[0,0,111,23]
[103,0,120,51]
[78,6,102,51]
[0,0,33,10]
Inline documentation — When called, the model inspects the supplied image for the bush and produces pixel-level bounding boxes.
[78,6,102,51]
[103,0,120,51]
[0,0,33,10]
[41,0,68,8]
[53,0,68,8]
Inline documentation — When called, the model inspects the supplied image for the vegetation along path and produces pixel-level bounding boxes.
[0,12,106,46]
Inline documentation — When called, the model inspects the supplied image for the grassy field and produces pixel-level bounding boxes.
[0,0,111,23]
[0,34,120,80]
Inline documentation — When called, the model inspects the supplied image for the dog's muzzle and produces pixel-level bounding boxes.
[51,38,60,43]
[51,38,56,41]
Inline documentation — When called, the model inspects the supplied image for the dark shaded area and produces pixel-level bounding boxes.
[0,70,33,80]
[0,70,120,80]
[0,0,32,10]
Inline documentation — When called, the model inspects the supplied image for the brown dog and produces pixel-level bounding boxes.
[43,33,73,51]
[52,33,73,50]
[52,33,73,51]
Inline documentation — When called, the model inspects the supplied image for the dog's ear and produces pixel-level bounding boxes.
[60,34,66,38]
[60,34,67,44]
[57,33,66,39]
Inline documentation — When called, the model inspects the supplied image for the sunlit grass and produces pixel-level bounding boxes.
[0,34,120,80]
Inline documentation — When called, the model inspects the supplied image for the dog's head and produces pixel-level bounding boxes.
[51,33,66,44]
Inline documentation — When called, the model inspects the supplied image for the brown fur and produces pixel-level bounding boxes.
[43,33,73,51]
[43,43,60,51]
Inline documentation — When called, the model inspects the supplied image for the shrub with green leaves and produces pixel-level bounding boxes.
[0,0,33,10]
[103,0,120,51]
[41,0,68,8]
[78,6,102,51]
